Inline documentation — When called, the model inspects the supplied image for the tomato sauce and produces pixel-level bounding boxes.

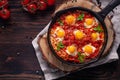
[50,10,104,63]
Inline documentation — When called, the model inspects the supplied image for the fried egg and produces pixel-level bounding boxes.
[73,30,84,40]
[66,45,78,56]
[54,27,65,41]
[84,18,96,28]
[91,32,100,41]
[65,15,76,25]
[82,44,96,56]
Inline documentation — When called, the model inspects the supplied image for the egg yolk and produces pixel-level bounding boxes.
[85,18,94,26]
[57,29,65,37]
[67,45,76,53]
[75,30,84,39]
[65,15,76,25]
[91,33,98,41]
[84,45,93,54]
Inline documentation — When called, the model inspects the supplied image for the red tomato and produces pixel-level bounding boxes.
[0,8,10,19]
[39,1,47,10]
[47,0,55,6]
[0,0,8,8]
[85,13,92,18]
[89,50,99,59]
[62,40,70,46]
[21,0,30,5]
[27,3,37,13]
[69,35,75,40]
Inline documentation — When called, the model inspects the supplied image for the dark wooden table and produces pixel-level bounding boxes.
[0,0,120,80]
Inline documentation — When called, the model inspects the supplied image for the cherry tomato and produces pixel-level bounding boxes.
[21,0,30,5]
[0,0,8,8]
[0,8,10,19]
[21,0,55,13]
[47,0,55,6]
[39,1,47,10]
[27,3,37,13]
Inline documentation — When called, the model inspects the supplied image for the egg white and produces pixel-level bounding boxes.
[52,27,64,41]
[73,30,80,35]
[94,33,100,41]
[84,18,98,28]
[82,44,96,56]
[56,37,64,42]
[66,45,78,56]
[73,30,85,38]
[54,27,61,35]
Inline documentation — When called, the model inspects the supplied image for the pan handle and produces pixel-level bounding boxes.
[98,0,120,19]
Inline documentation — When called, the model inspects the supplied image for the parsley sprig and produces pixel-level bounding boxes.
[57,19,64,26]
[77,13,84,21]
[78,52,85,62]
[93,25,103,32]
[57,41,64,51]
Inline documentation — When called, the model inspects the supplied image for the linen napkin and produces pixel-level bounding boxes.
[32,0,120,80]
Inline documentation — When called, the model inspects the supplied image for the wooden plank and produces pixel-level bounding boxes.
[0,74,42,79]
[0,44,42,75]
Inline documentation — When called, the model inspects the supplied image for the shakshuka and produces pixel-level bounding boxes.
[49,10,104,63]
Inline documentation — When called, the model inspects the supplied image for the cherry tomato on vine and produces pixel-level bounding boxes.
[21,0,56,13]
[39,1,47,10]
[47,0,55,6]
[27,3,37,13]
[21,0,30,5]
[0,0,8,8]
[0,8,10,19]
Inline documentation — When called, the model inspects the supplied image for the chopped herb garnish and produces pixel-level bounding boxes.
[78,52,85,62]
[57,41,64,51]
[77,13,84,21]
[58,19,64,26]
[93,25,103,32]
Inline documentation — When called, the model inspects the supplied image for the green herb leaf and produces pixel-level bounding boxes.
[78,52,81,56]
[93,25,103,32]
[57,47,60,51]
[58,19,64,26]
[57,41,64,51]
[77,13,84,21]
[78,52,85,62]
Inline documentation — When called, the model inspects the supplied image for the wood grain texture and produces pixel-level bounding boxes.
[0,0,119,80]
[0,0,62,79]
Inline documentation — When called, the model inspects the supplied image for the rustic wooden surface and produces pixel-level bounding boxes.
[0,0,120,80]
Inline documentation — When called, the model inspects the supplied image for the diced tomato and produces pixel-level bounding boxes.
[88,50,99,59]
[83,37,91,44]
[69,35,75,40]
[62,40,70,46]
[62,40,66,45]
[74,40,79,45]
[93,43,99,48]
[84,13,92,18]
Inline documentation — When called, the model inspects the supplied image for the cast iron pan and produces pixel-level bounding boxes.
[47,0,120,66]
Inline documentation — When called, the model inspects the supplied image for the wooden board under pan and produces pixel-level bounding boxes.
[38,0,115,72]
